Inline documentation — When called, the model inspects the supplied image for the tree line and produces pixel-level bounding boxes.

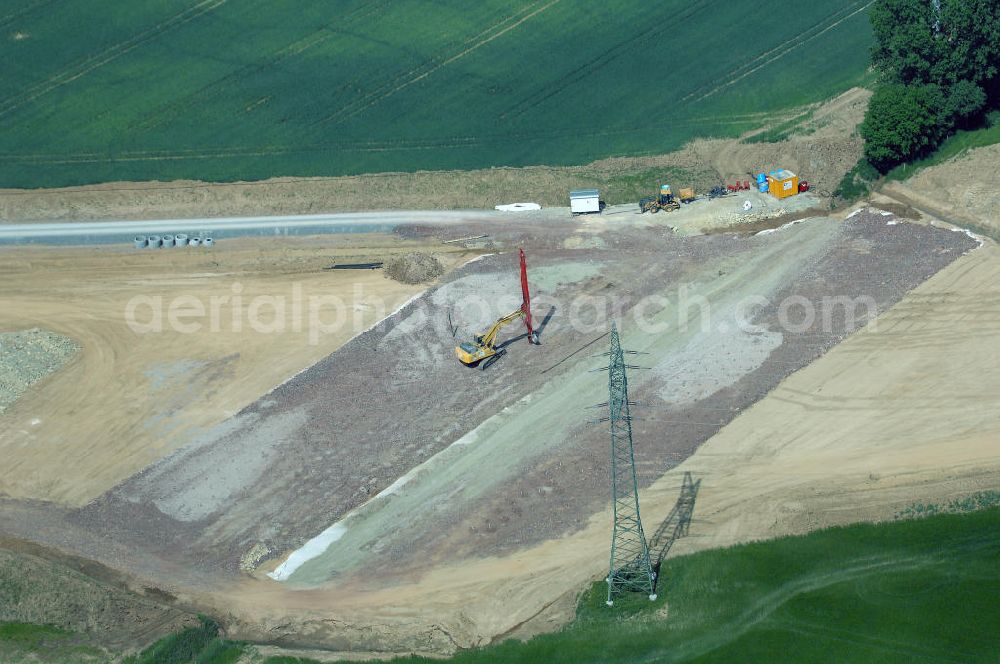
[861,0,1000,172]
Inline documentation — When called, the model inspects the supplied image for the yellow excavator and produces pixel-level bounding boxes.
[455,249,538,370]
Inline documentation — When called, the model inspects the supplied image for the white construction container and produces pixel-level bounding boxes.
[570,189,601,214]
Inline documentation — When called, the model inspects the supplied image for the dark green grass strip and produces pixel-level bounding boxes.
[885,122,1000,182]
[261,508,1000,664]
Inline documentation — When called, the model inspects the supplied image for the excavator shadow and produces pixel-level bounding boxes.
[648,471,701,590]
[497,306,556,350]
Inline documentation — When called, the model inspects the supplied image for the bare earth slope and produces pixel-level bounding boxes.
[883,143,1000,237]
[0,198,991,656]
[217,221,997,654]
[0,211,955,654]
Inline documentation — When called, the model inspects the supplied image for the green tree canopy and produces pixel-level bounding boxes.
[938,0,1000,93]
[871,0,1000,100]
[861,83,946,170]
[870,0,940,85]
[864,0,1000,171]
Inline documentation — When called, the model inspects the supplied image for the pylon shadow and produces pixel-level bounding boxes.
[648,471,701,589]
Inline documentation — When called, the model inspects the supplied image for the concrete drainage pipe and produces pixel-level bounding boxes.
[203,237,214,247]
[134,236,147,249]
[189,237,201,247]
[174,234,188,247]
[147,235,161,248]
[161,235,175,248]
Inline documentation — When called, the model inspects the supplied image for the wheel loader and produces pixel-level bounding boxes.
[639,193,681,214]
[639,184,682,214]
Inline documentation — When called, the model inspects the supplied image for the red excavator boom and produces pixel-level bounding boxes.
[519,248,537,343]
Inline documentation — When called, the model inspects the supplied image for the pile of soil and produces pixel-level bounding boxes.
[384,252,445,284]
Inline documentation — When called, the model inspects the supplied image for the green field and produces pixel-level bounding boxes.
[1,0,873,188]
[374,508,999,664]
[4,508,999,662]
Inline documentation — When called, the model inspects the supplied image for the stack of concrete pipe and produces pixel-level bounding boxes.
[132,233,214,248]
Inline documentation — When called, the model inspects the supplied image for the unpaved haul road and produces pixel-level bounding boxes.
[0,210,501,244]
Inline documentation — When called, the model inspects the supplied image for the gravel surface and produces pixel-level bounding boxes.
[0,328,79,413]
[69,211,976,585]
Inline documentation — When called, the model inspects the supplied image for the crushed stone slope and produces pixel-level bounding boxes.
[70,215,975,587]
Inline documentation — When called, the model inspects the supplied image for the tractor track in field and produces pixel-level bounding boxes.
[0,111,790,166]
[648,534,999,663]
[1,2,876,187]
[129,0,396,134]
[0,0,61,29]
[648,556,929,663]
[685,0,874,104]
[315,0,563,127]
[681,0,871,103]
[679,1,862,103]
[0,0,229,119]
[310,0,559,126]
[498,0,716,121]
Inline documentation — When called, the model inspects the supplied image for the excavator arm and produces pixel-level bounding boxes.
[454,248,537,369]
[478,309,526,350]
[519,248,537,343]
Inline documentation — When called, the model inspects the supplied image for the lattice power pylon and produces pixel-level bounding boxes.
[593,321,656,606]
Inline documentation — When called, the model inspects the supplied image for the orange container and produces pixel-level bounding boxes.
[767,170,799,199]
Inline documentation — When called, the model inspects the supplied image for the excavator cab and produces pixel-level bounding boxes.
[456,340,489,366]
